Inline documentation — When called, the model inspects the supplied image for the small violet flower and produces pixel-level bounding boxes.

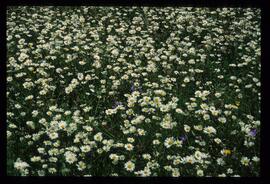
[249,129,257,137]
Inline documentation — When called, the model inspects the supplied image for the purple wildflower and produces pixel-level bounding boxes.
[180,135,187,142]
[249,129,257,137]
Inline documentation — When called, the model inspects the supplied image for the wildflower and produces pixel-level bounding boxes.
[184,125,191,132]
[64,151,77,164]
[124,143,134,151]
[214,138,222,144]
[179,135,187,142]
[194,151,202,160]
[249,129,257,137]
[127,137,135,143]
[241,157,250,166]
[252,156,260,162]
[153,139,160,145]
[94,132,103,142]
[48,132,58,140]
[58,121,67,129]
[203,126,217,135]
[164,137,174,148]
[14,158,29,171]
[142,154,151,160]
[197,169,204,176]
[218,117,227,123]
[175,108,183,114]
[125,161,135,172]
[217,158,225,166]
[77,161,86,171]
[172,168,180,177]
[185,156,195,164]
[80,145,91,153]
[30,156,41,162]
[227,168,233,174]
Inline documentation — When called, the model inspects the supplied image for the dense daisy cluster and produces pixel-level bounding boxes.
[7,6,260,176]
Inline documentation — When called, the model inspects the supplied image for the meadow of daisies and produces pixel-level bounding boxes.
[6,6,261,176]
